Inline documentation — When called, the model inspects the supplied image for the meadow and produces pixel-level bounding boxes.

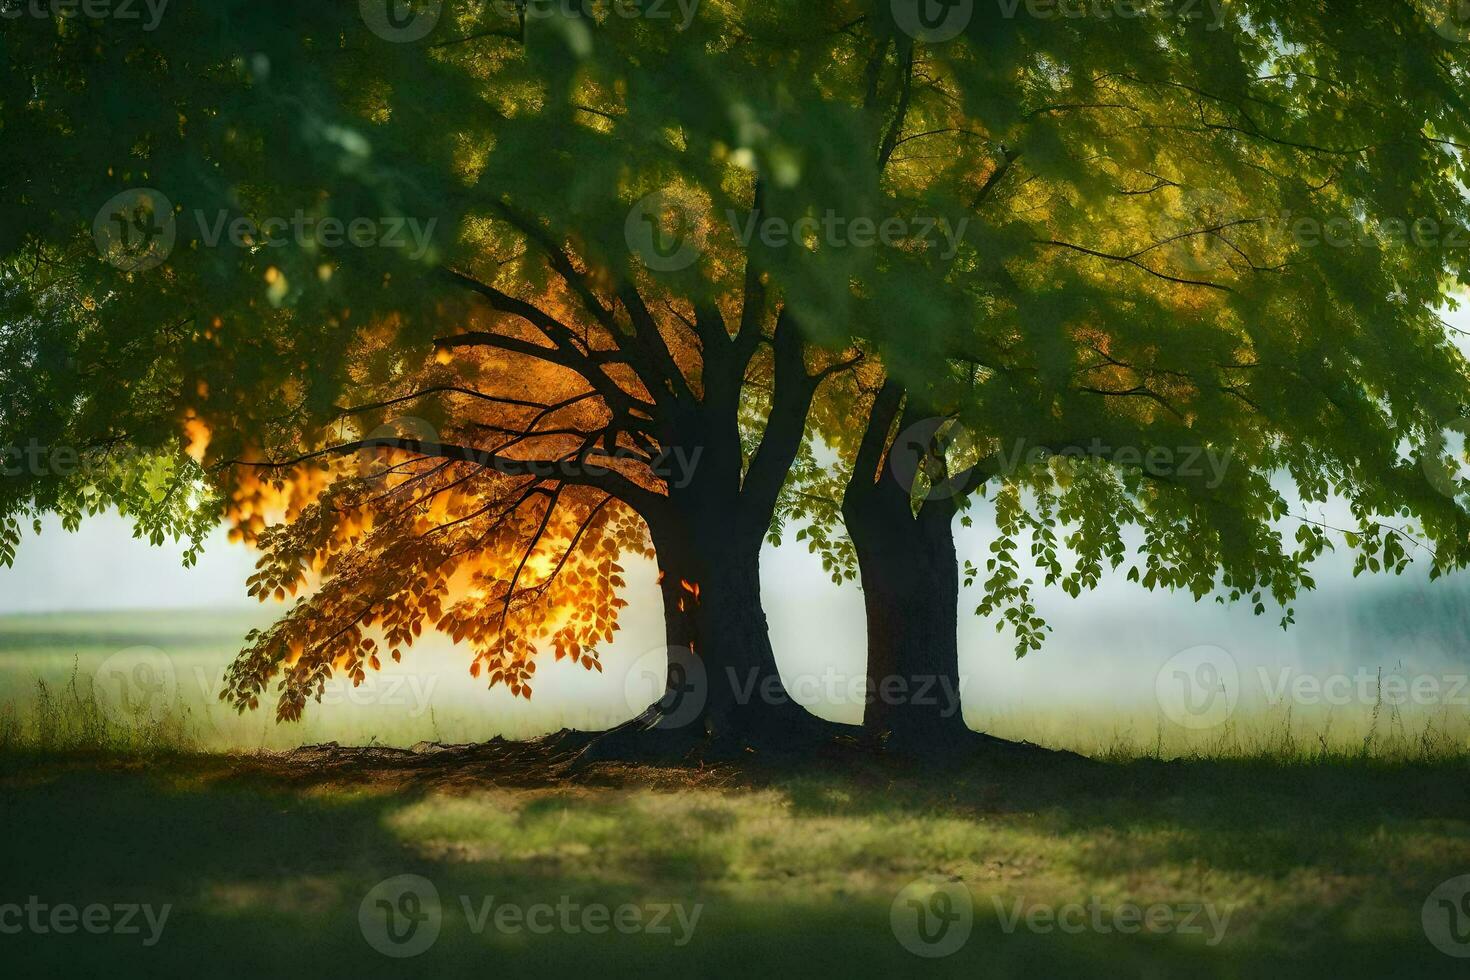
[1,610,1468,977]
[3,606,1469,760]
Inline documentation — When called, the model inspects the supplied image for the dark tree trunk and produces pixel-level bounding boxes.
[843,382,971,747]
[648,515,805,742]
[595,474,821,757]
[844,473,968,745]
[634,324,836,747]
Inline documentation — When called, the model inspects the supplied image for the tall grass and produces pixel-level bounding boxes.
[978,696,1470,765]
[3,670,1467,763]
[0,658,198,756]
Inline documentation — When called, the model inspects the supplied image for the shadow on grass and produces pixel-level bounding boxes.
[777,752,1470,881]
[0,750,1463,977]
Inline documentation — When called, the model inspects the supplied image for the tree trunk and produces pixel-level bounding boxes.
[623,308,838,749]
[844,476,969,745]
[646,505,818,745]
[842,381,971,747]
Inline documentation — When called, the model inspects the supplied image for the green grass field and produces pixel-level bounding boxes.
[2,610,1469,977]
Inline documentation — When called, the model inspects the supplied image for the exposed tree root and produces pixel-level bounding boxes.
[213,716,1093,792]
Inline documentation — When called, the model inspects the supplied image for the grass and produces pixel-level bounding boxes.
[982,700,1470,764]
[0,608,649,748]
[2,609,1469,976]
[1,746,1467,977]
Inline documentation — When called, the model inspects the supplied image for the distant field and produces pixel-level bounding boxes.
[2,608,1469,760]
[0,608,642,750]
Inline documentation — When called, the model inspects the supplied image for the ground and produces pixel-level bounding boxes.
[2,741,1467,978]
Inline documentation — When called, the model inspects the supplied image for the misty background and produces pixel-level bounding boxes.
[2,491,1467,742]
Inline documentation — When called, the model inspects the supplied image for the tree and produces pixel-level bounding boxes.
[785,1,1470,745]
[0,2,878,745]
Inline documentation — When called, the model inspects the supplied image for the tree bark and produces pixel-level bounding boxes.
[648,513,805,742]
[845,485,967,744]
[843,381,971,746]
[634,316,837,746]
